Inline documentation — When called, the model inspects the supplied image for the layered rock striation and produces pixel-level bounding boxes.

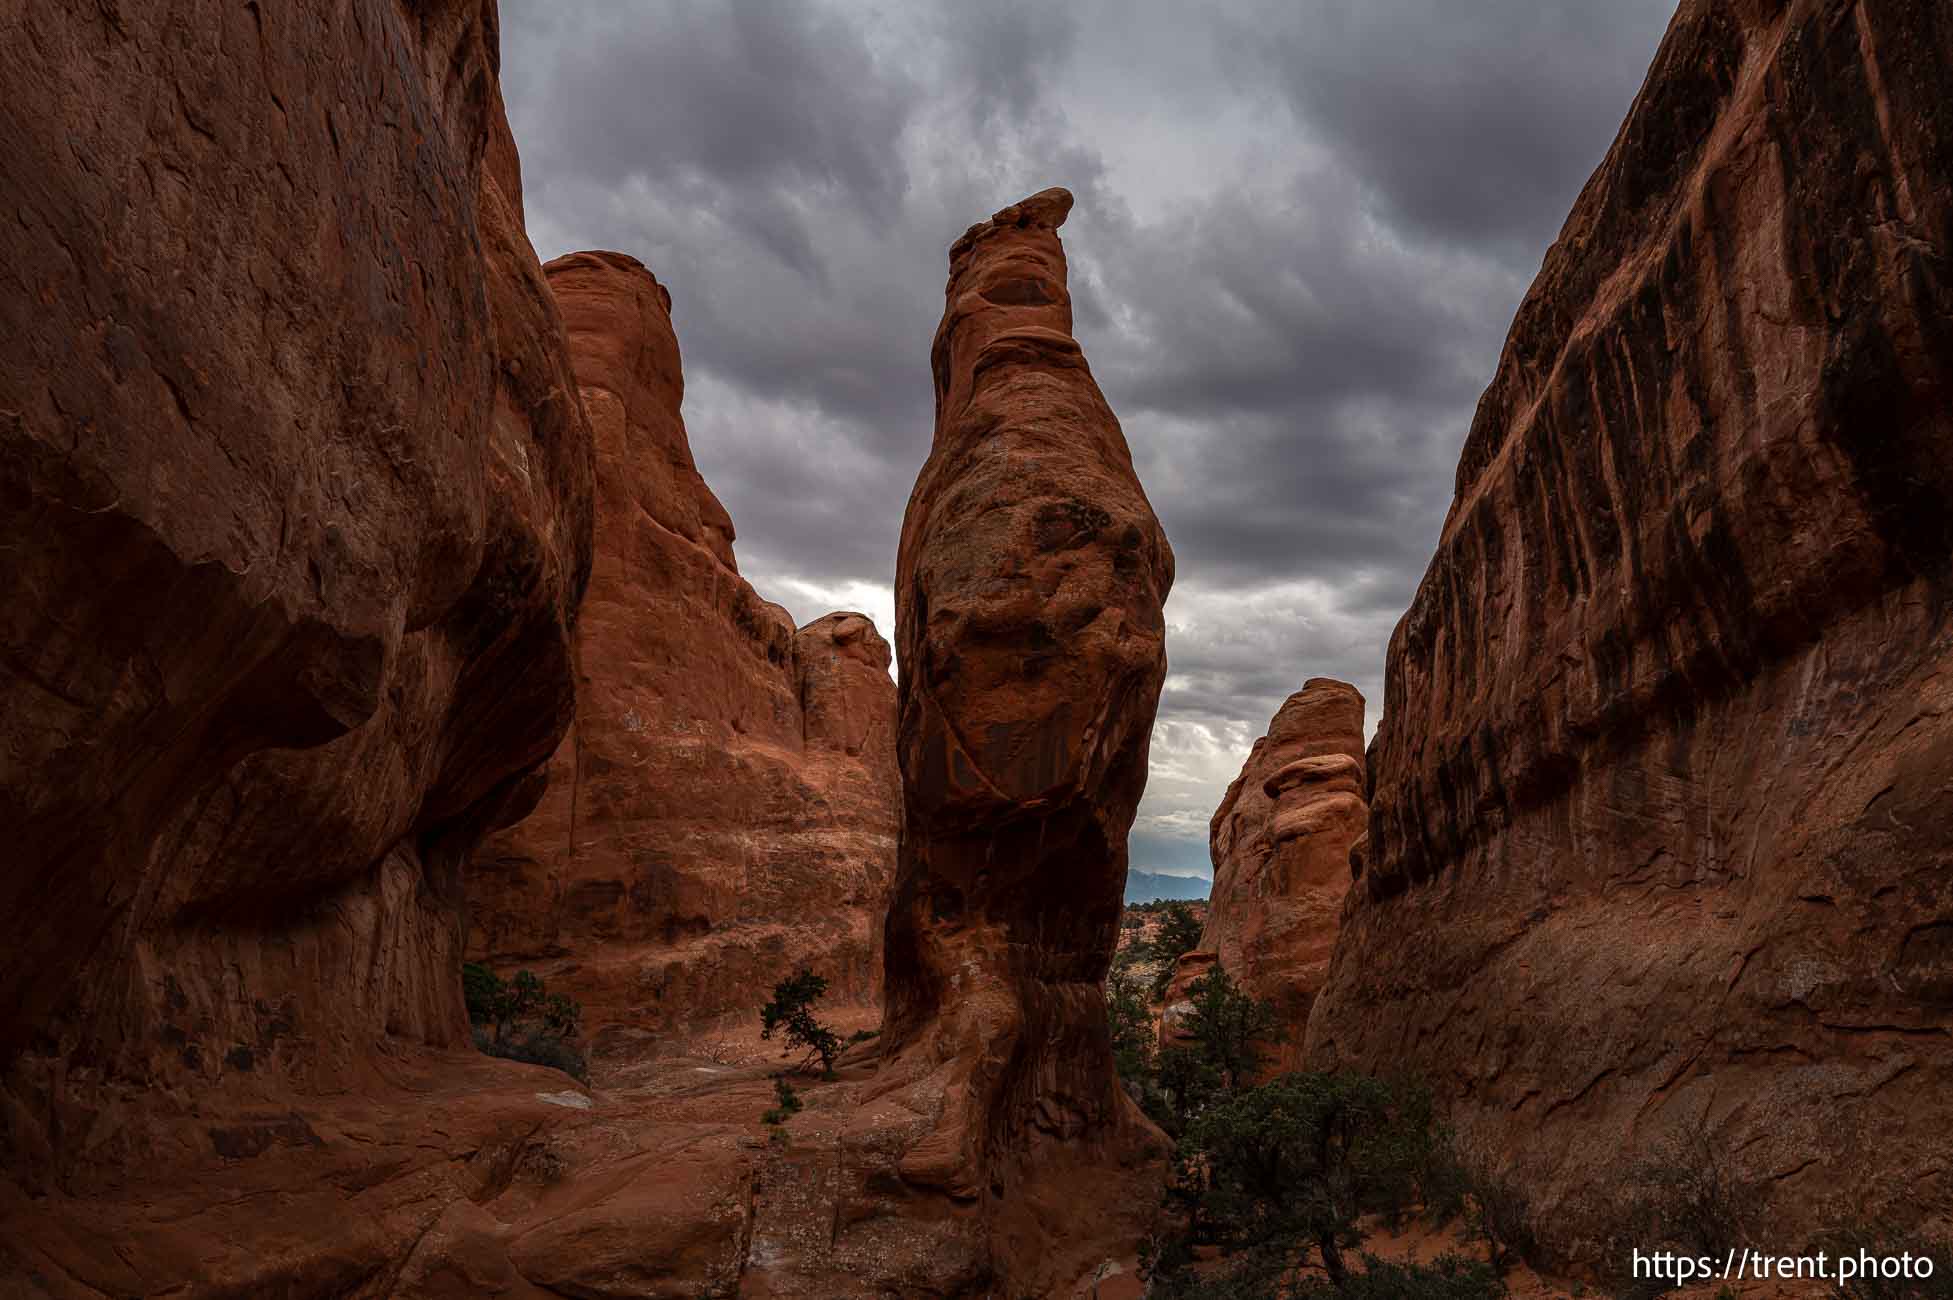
[1167,679,1366,1072]
[0,0,598,1287]
[867,186,1177,1294]
[464,252,899,1051]
[1308,0,1953,1249]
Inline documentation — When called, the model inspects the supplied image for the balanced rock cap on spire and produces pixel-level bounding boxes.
[869,185,1175,1294]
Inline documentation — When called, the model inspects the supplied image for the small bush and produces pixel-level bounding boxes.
[1425,1133,1538,1272]
[463,965,586,1082]
[847,1027,880,1044]
[1591,1118,1759,1297]
[463,962,502,1026]
[762,1076,804,1126]
[1624,1119,1758,1259]
[475,1025,590,1084]
[760,968,842,1076]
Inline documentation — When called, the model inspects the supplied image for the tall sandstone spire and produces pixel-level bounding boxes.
[875,186,1176,1293]
[1308,0,1953,1254]
[1167,678,1367,1075]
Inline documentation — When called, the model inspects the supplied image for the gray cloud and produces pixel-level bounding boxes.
[499,0,1677,875]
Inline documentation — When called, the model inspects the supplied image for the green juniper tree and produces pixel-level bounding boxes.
[1182,965,1283,1093]
[1155,1073,1463,1294]
[761,968,842,1077]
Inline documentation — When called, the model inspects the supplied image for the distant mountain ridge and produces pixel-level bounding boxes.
[1125,870,1210,904]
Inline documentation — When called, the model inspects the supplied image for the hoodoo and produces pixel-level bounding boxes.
[874,186,1177,1292]
[1168,678,1367,1074]
[1308,0,1953,1252]
[465,250,899,1050]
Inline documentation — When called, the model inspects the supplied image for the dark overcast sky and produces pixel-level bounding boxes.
[498,0,1677,876]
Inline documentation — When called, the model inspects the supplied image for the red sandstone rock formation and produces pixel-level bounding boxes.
[1307,0,1953,1254]
[464,252,899,1052]
[0,0,598,1288]
[865,186,1177,1294]
[1165,680,1366,1072]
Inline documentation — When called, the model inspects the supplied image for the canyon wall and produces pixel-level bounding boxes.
[464,251,899,1052]
[1308,0,1953,1250]
[0,0,614,1288]
[0,0,591,1122]
[866,187,1176,1294]
[1169,679,1366,1072]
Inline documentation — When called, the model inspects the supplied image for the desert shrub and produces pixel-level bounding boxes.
[476,1024,589,1084]
[1819,1223,1953,1300]
[1623,1119,1758,1259]
[760,968,842,1076]
[464,965,586,1082]
[1463,1157,1537,1272]
[540,991,581,1040]
[462,961,502,1025]
[1590,1118,1759,1296]
[847,1027,880,1044]
[1423,1132,1538,1271]
[1180,965,1282,1093]
[1153,1042,1225,1136]
[1153,1072,1448,1292]
[1152,902,1207,997]
[1107,969,1157,1084]
[762,1076,804,1125]
[502,970,546,1038]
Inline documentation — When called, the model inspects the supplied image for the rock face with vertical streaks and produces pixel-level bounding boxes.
[1166,679,1365,1073]
[866,186,1176,1295]
[464,251,899,1052]
[1307,0,1953,1255]
[0,0,598,1286]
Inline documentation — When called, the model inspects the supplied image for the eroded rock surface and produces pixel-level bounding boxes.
[0,0,595,1289]
[1307,0,1953,1254]
[464,252,899,1052]
[1167,680,1366,1072]
[866,186,1177,1295]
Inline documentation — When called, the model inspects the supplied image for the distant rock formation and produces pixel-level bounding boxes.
[465,251,898,1051]
[859,186,1176,1295]
[1308,0,1953,1253]
[1166,679,1365,1072]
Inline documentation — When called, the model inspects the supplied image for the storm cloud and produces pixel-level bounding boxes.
[498,0,1677,873]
